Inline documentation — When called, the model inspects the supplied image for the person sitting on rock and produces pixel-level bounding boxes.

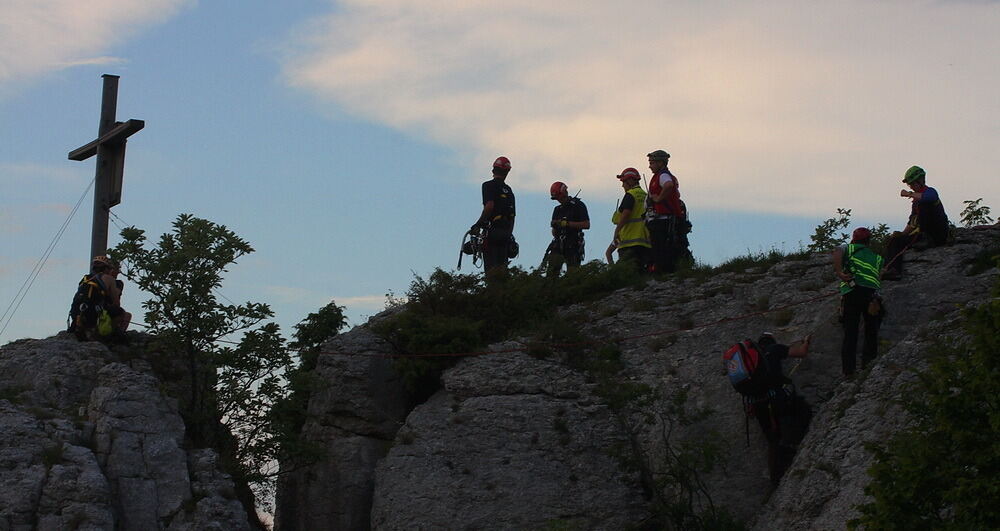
[107,259,132,335]
[75,256,131,341]
[883,165,949,279]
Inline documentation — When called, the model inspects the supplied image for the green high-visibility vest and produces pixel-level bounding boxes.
[612,187,651,249]
[840,243,883,294]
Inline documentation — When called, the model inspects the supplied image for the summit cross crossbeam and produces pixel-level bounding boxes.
[68,74,144,263]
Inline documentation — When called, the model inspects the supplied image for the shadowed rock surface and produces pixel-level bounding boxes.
[273,324,410,531]
[0,334,251,530]
[280,226,1000,529]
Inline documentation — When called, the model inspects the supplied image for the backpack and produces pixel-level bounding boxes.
[723,339,770,397]
[724,339,777,446]
[67,274,111,338]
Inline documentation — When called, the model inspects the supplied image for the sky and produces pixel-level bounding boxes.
[1,0,998,345]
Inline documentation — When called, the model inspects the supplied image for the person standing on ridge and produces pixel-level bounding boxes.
[833,227,884,377]
[646,149,687,274]
[611,167,651,272]
[545,181,590,276]
[472,156,516,273]
[883,165,949,279]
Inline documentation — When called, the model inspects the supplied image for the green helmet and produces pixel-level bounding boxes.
[903,165,926,184]
[647,149,670,161]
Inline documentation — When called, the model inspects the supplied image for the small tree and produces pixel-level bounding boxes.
[960,198,994,227]
[112,214,292,514]
[867,223,892,254]
[808,208,852,253]
[269,302,347,470]
[217,322,291,500]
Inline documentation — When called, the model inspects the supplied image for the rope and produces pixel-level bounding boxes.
[0,177,96,338]
[881,234,917,274]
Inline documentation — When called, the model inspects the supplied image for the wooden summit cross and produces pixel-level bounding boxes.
[68,74,144,263]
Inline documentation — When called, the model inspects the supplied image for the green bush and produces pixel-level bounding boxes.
[808,208,852,253]
[960,198,994,227]
[373,262,644,397]
[851,260,1000,529]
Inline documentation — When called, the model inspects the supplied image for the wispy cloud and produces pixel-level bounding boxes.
[336,295,390,309]
[264,285,389,311]
[283,1,1000,216]
[55,56,128,69]
[0,0,192,86]
[0,163,87,184]
[0,213,25,235]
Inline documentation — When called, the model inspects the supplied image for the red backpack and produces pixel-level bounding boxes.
[723,340,769,397]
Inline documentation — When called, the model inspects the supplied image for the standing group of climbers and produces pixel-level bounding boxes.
[469,149,692,277]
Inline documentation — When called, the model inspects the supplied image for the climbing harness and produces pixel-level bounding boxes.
[458,230,485,270]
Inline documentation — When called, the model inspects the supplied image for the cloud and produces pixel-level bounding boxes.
[0,213,25,235]
[263,285,388,310]
[283,0,1000,217]
[336,294,391,309]
[0,197,79,234]
[0,0,192,85]
[0,163,87,184]
[55,56,128,69]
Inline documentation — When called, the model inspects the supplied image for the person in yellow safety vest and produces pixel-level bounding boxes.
[611,167,651,272]
[833,227,884,377]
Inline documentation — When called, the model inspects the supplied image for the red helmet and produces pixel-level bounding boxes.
[851,227,872,243]
[493,156,511,171]
[617,167,640,181]
[550,181,568,200]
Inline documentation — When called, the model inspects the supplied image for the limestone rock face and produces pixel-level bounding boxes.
[371,348,649,530]
[0,335,251,530]
[751,227,1000,530]
[273,323,410,531]
[274,226,1000,530]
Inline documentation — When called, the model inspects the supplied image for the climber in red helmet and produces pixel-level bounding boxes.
[543,181,590,276]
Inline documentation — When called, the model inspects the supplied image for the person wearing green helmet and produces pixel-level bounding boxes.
[882,165,949,279]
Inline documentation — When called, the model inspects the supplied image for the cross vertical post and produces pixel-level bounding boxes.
[91,74,118,261]
[68,74,144,265]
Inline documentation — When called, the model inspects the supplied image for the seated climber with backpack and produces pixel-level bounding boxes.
[882,165,949,279]
[67,256,131,341]
[723,332,812,486]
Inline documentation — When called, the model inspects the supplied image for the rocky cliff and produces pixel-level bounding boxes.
[275,226,999,530]
[0,334,252,530]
